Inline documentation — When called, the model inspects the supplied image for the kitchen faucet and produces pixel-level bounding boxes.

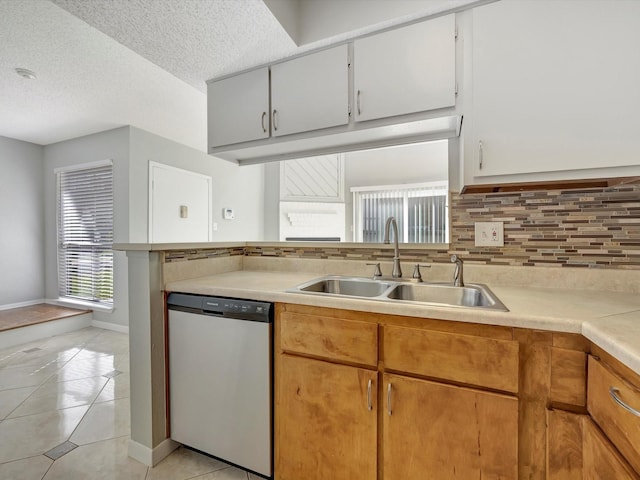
[451,254,464,287]
[384,216,402,278]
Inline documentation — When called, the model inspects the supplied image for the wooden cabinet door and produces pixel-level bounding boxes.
[276,354,377,480]
[382,373,518,480]
[353,14,455,122]
[208,67,269,148]
[470,0,640,179]
[583,417,640,480]
[271,45,349,137]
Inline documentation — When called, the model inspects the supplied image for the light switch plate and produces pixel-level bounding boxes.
[223,208,234,220]
[475,221,504,247]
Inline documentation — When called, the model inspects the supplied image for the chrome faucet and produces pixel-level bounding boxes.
[384,217,402,278]
[451,254,464,287]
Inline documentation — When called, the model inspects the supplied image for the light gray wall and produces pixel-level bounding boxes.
[0,136,44,306]
[43,127,130,326]
[128,127,265,243]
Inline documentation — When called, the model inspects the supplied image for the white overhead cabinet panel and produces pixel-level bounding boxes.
[271,45,349,137]
[208,67,269,147]
[470,0,640,179]
[353,14,456,122]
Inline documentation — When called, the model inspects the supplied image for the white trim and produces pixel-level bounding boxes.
[128,438,180,466]
[52,297,114,313]
[0,299,46,311]
[350,180,448,193]
[0,313,92,350]
[91,320,129,334]
[54,158,113,174]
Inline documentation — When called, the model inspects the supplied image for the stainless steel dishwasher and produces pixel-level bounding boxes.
[167,293,273,478]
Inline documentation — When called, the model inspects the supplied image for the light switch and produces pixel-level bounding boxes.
[475,221,504,247]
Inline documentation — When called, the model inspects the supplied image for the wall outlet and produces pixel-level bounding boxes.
[475,221,504,247]
[223,208,234,220]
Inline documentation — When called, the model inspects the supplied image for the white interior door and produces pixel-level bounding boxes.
[149,162,212,243]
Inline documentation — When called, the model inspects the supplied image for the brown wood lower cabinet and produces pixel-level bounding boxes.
[275,354,377,480]
[383,373,518,480]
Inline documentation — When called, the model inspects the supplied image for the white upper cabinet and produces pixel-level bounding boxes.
[469,0,640,180]
[271,45,349,137]
[208,67,269,148]
[353,14,456,123]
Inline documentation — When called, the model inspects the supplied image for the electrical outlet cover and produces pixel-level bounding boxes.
[475,221,504,247]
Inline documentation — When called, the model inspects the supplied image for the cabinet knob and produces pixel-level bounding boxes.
[479,140,484,170]
[357,90,362,116]
[272,109,278,131]
[261,111,267,133]
[367,379,373,411]
[387,383,393,416]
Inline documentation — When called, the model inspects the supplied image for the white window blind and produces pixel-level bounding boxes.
[57,162,114,307]
[352,182,448,243]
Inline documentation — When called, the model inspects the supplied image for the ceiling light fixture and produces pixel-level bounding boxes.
[15,68,37,80]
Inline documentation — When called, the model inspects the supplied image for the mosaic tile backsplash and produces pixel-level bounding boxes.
[450,185,640,268]
[163,185,640,270]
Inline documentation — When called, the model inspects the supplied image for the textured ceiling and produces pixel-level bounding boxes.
[51,0,298,92]
[0,0,481,151]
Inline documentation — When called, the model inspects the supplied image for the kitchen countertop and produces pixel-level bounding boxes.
[166,270,640,376]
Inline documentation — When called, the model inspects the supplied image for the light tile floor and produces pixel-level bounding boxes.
[0,327,264,480]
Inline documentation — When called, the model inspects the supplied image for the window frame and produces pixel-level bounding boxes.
[55,159,114,309]
[351,181,449,244]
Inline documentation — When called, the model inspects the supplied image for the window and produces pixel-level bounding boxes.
[352,181,448,244]
[57,161,114,307]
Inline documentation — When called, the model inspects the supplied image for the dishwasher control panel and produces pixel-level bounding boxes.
[168,293,273,323]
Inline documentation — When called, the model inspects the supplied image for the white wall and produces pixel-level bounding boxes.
[0,136,44,307]
[43,127,131,327]
[128,127,265,243]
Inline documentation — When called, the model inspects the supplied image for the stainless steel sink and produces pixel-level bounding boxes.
[386,283,507,310]
[294,276,394,298]
[288,276,508,311]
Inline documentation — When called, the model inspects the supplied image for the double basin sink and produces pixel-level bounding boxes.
[288,276,508,311]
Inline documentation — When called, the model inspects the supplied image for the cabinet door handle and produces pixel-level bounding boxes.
[367,379,373,411]
[387,383,392,416]
[478,140,484,170]
[357,90,362,116]
[610,387,640,417]
[272,109,278,131]
[261,111,267,133]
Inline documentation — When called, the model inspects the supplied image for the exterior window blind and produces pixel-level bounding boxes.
[57,163,114,307]
[352,182,448,244]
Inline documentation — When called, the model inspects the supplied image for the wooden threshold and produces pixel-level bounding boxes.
[461,176,640,194]
[0,304,92,332]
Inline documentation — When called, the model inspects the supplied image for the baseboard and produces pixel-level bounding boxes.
[0,313,93,350]
[0,299,46,311]
[91,319,129,334]
[128,438,180,466]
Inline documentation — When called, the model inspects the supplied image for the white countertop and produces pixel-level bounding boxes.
[166,270,640,375]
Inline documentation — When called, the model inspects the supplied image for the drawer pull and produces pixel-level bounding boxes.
[387,383,393,416]
[367,379,373,411]
[609,386,640,417]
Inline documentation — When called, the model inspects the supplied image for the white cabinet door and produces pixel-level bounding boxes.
[353,14,456,122]
[471,0,640,178]
[208,67,269,148]
[271,45,349,137]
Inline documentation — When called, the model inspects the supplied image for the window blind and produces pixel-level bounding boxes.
[57,163,114,307]
[352,182,448,243]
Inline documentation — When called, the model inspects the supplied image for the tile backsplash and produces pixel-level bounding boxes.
[162,185,640,270]
[450,185,640,268]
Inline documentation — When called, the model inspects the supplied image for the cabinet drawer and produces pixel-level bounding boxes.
[279,311,377,367]
[587,356,640,473]
[383,325,519,393]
